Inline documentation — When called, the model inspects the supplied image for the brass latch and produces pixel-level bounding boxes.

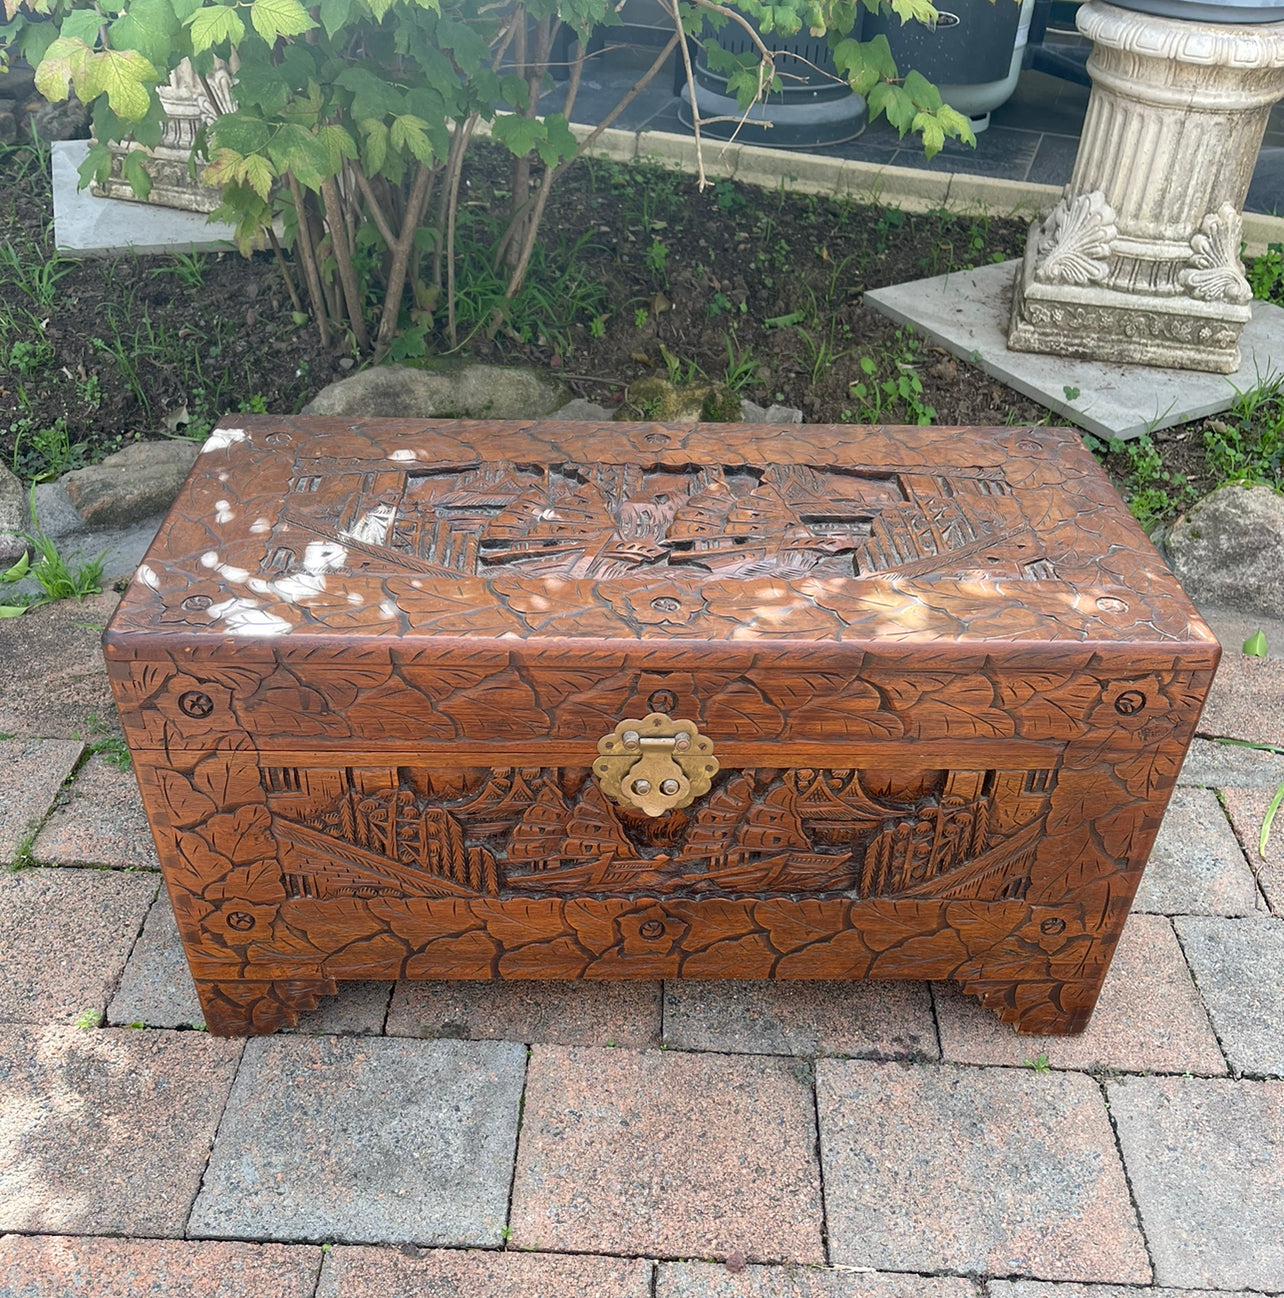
[594,713,718,817]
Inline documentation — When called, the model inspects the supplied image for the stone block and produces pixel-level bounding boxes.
[63,440,200,528]
[990,1283,1258,1298]
[934,913,1225,1075]
[1133,787,1258,916]
[817,1060,1150,1281]
[0,1236,320,1297]
[661,980,938,1060]
[510,1045,824,1262]
[190,1036,526,1246]
[1107,1075,1284,1289]
[303,361,565,420]
[0,460,28,564]
[1197,652,1284,748]
[1221,785,1284,915]
[32,751,158,869]
[0,737,82,862]
[846,161,953,212]
[1178,737,1284,790]
[1176,916,1284,1077]
[283,981,391,1035]
[386,979,660,1047]
[658,1263,982,1297]
[106,892,203,1028]
[0,868,157,1025]
[317,1246,653,1298]
[0,1024,242,1236]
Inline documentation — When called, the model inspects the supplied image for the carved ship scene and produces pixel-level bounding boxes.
[262,764,1057,904]
[267,459,1059,583]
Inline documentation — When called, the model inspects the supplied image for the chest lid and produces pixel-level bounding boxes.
[104,416,1217,753]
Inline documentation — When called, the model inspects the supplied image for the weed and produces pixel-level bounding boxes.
[633,306,650,328]
[149,251,207,289]
[6,338,53,377]
[12,417,90,483]
[1063,385,1081,403]
[1026,1053,1051,1072]
[645,239,669,281]
[76,374,103,408]
[238,394,270,414]
[1205,377,1284,488]
[846,331,937,426]
[79,713,132,771]
[723,331,759,392]
[589,314,607,339]
[3,486,106,611]
[1247,242,1284,303]
[74,1009,103,1029]
[658,343,702,387]
[713,179,745,214]
[1103,433,1198,530]
[0,240,76,308]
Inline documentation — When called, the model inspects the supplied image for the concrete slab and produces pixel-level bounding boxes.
[0,1024,242,1236]
[661,980,937,1060]
[658,1264,981,1297]
[1133,787,1259,917]
[0,737,82,862]
[1107,1075,1284,1290]
[934,913,1225,1076]
[510,1045,824,1263]
[317,1246,653,1298]
[1221,786,1284,916]
[990,1284,1258,1298]
[0,1236,321,1297]
[283,981,391,1036]
[817,1060,1150,1282]
[865,259,1284,441]
[189,1036,526,1246]
[106,892,203,1029]
[0,867,156,1025]
[33,752,158,870]
[1178,737,1284,790]
[386,979,659,1048]
[1176,916,1284,1077]
[1198,654,1284,749]
[52,139,240,257]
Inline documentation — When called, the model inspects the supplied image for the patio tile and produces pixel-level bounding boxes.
[510,1045,823,1262]
[1106,1075,1284,1290]
[32,752,158,869]
[1025,132,1079,187]
[0,867,157,1025]
[386,979,659,1047]
[1177,737,1284,789]
[283,981,391,1036]
[1132,787,1258,916]
[658,1263,981,1297]
[1221,786,1284,916]
[990,1284,1258,1298]
[1198,653,1284,748]
[817,1061,1150,1282]
[0,737,82,862]
[0,1024,241,1236]
[1176,916,1284,1077]
[661,980,937,1060]
[933,913,1225,1076]
[0,592,118,739]
[105,892,203,1028]
[0,1235,320,1297]
[189,1036,526,1246]
[317,1245,652,1297]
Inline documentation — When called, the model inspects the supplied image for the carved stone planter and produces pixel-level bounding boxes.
[1008,1,1284,374]
[92,58,234,214]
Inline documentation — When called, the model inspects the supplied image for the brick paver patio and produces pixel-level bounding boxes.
[0,596,1281,1295]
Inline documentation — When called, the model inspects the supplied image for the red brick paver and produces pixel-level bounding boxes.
[32,752,159,869]
[0,1025,241,1236]
[657,1263,982,1297]
[0,738,82,861]
[0,1235,319,1297]
[817,1060,1150,1283]
[316,1245,652,1297]
[510,1045,824,1263]
[1221,785,1284,916]
[934,913,1225,1075]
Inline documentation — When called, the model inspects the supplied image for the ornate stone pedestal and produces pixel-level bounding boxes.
[92,59,234,214]
[1008,2,1284,374]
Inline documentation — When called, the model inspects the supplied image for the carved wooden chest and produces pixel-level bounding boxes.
[105,416,1219,1036]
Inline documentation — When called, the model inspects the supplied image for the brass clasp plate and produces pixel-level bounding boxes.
[594,713,719,817]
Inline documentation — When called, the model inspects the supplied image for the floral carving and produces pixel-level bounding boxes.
[1033,193,1117,287]
[1179,204,1253,305]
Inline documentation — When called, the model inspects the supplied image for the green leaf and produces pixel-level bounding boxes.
[537,112,578,167]
[490,111,544,159]
[185,5,247,54]
[169,0,207,19]
[435,17,489,72]
[108,0,180,67]
[831,33,896,96]
[1,552,29,582]
[359,117,389,174]
[266,121,331,189]
[1262,776,1284,855]
[336,65,404,119]
[1243,628,1270,657]
[35,36,94,104]
[936,104,976,147]
[389,112,434,165]
[903,69,942,111]
[213,113,272,155]
[869,81,916,135]
[76,139,113,189]
[242,152,275,199]
[60,9,103,45]
[500,73,529,111]
[122,147,154,198]
[914,111,945,160]
[764,309,806,328]
[319,0,351,37]
[83,48,159,121]
[249,0,316,42]
[0,606,27,619]
[317,122,358,173]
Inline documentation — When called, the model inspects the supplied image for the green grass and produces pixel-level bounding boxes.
[1205,377,1284,489]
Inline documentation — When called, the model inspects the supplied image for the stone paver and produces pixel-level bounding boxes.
[1222,785,1284,916]
[1177,916,1284,1076]
[190,1035,526,1246]
[0,868,157,1025]
[1198,652,1284,749]
[510,1045,823,1263]
[662,980,937,1060]
[1107,1075,1284,1290]
[990,1284,1258,1298]
[285,981,392,1035]
[1133,787,1258,916]
[1178,737,1284,790]
[934,913,1225,1075]
[817,1060,1150,1282]
[0,1235,320,1297]
[386,979,660,1047]
[316,1246,651,1297]
[658,1264,981,1297]
[32,752,159,869]
[0,738,82,862]
[0,592,119,738]
[0,1025,241,1236]
[105,893,203,1028]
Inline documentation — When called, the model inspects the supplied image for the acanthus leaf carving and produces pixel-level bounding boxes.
[1179,203,1253,305]
[1033,192,1117,287]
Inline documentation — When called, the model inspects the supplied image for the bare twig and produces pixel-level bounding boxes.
[266,226,304,316]
[322,175,370,351]
[446,113,480,348]
[287,174,331,347]
[374,160,436,353]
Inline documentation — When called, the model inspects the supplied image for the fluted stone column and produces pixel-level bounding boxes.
[1008,1,1284,373]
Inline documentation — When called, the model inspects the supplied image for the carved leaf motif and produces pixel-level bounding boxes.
[1179,203,1252,304]
[405,930,501,979]
[681,933,776,978]
[1034,192,1116,287]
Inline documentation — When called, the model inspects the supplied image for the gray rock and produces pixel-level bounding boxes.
[0,461,28,564]
[303,361,565,421]
[0,62,36,100]
[0,108,16,147]
[740,397,805,424]
[1167,483,1284,619]
[62,439,200,528]
[33,96,89,143]
[552,397,614,421]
